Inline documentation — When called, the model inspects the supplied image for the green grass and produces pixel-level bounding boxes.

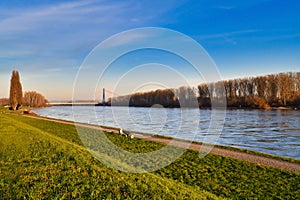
[82,120,300,164]
[0,109,222,199]
[150,132,300,164]
[1,107,300,199]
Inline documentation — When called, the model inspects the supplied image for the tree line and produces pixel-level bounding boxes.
[110,72,300,109]
[23,91,48,108]
[210,72,300,108]
[110,87,199,108]
[0,70,48,109]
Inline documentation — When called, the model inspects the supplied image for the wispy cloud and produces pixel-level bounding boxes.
[198,30,261,40]
[0,0,118,35]
[0,1,132,63]
[196,30,262,45]
[43,68,63,73]
[0,0,172,58]
[254,33,300,41]
[100,32,153,48]
[217,6,235,10]
[215,0,271,11]
[0,0,177,99]
[0,49,33,58]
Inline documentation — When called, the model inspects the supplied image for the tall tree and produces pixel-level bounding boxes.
[9,70,23,110]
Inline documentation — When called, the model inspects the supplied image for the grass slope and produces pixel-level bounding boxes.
[1,109,300,199]
[0,111,222,199]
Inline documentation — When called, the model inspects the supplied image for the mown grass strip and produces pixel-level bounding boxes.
[1,109,300,199]
[0,112,222,199]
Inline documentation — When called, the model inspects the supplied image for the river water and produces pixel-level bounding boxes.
[34,106,300,159]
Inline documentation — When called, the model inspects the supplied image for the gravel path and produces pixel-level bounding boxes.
[24,113,300,173]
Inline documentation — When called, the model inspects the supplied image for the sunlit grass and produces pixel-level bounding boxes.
[1,107,300,199]
[0,108,221,199]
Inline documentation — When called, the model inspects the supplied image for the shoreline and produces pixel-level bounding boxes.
[18,110,300,173]
[45,102,299,110]
[29,106,300,161]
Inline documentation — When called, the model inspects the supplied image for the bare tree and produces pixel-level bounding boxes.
[23,91,48,107]
[111,72,300,109]
[9,70,23,110]
[278,73,293,106]
[198,72,299,108]
[0,98,9,106]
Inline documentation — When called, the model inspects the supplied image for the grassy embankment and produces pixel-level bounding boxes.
[1,107,300,199]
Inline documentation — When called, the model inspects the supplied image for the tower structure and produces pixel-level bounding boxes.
[102,88,106,105]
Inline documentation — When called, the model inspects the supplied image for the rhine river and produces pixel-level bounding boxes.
[34,106,300,159]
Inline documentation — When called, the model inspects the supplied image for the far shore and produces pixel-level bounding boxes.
[44,101,299,110]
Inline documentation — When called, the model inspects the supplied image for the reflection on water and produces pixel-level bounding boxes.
[34,106,300,159]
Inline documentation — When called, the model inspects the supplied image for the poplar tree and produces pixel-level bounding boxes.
[9,70,23,110]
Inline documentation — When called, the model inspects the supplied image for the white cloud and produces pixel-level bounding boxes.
[0,0,112,35]
[0,0,164,59]
[100,32,152,49]
[196,30,262,45]
[198,30,261,40]
[0,0,179,100]
[217,6,235,10]
[0,49,33,58]
[43,68,63,73]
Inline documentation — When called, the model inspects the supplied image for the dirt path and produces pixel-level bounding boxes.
[23,113,300,173]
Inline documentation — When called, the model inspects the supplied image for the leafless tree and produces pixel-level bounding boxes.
[23,91,48,107]
[0,98,9,106]
[111,72,300,109]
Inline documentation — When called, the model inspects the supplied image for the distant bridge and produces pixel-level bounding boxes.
[50,88,117,106]
[49,101,108,106]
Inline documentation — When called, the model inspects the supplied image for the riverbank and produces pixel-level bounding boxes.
[49,102,299,110]
[22,110,300,173]
[34,105,300,160]
[1,107,300,199]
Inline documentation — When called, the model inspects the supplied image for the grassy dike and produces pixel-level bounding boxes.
[1,108,300,199]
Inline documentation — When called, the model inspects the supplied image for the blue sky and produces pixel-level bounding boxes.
[0,0,299,100]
